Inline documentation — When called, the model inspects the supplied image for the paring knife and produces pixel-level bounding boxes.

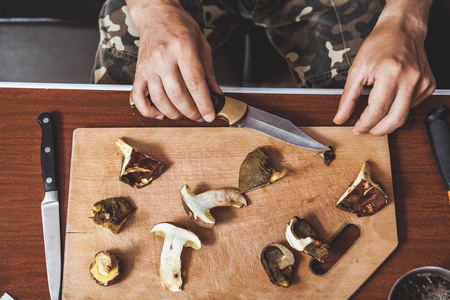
[38,112,61,300]
[129,91,329,151]
[426,105,450,205]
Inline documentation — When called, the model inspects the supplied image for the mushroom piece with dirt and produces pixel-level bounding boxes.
[261,243,295,288]
[151,223,201,292]
[285,217,329,263]
[91,197,135,234]
[116,138,165,188]
[181,184,247,228]
[90,251,120,286]
[336,161,388,216]
[238,147,286,193]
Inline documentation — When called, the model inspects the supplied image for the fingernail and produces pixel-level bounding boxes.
[353,131,360,136]
[196,117,204,123]
[203,114,215,122]
[155,115,164,120]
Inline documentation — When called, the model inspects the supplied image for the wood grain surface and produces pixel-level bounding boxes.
[63,127,395,299]
[0,87,449,300]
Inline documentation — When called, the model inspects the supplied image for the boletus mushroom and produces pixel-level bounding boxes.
[318,145,335,166]
[181,185,247,228]
[239,147,286,193]
[116,138,165,188]
[336,161,388,216]
[151,223,201,292]
[91,197,135,234]
[285,217,329,263]
[90,251,120,286]
[261,243,295,288]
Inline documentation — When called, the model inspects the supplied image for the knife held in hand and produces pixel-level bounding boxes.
[209,91,329,151]
[130,91,329,151]
[38,112,61,300]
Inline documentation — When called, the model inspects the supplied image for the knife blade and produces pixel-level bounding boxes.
[37,112,61,300]
[426,105,450,205]
[210,92,329,151]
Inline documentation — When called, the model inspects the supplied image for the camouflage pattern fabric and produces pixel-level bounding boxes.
[92,0,385,88]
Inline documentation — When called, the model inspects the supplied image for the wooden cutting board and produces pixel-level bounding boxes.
[62,127,397,299]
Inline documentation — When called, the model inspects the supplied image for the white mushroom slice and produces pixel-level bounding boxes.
[181,185,247,228]
[151,223,201,292]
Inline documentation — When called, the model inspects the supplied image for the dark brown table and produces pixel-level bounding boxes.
[0,86,449,299]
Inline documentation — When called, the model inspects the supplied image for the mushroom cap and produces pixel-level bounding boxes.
[336,161,388,216]
[261,243,295,287]
[285,217,315,252]
[180,185,247,228]
[151,222,201,250]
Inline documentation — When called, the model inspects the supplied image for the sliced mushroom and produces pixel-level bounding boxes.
[90,251,120,286]
[336,161,388,216]
[116,138,165,188]
[261,243,295,287]
[285,217,329,263]
[318,145,335,166]
[181,184,247,228]
[239,147,287,193]
[91,197,135,234]
[151,223,201,292]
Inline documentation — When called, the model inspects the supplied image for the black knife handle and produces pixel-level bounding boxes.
[210,91,226,115]
[426,105,450,191]
[38,112,58,192]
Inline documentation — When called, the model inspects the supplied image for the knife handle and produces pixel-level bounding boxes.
[38,112,58,192]
[426,105,450,201]
[210,91,248,126]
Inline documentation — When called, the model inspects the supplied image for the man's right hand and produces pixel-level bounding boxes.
[127,0,221,122]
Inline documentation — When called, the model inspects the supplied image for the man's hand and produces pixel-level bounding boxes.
[128,0,221,122]
[333,0,436,136]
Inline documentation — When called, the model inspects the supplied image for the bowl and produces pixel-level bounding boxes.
[388,266,450,300]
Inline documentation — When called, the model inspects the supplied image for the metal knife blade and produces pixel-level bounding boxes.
[211,92,329,151]
[38,112,61,300]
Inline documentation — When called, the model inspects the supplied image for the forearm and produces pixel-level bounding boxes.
[378,0,433,39]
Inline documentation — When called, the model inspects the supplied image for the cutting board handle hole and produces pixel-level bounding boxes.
[311,224,360,275]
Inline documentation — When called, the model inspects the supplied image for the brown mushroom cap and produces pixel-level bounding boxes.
[261,243,295,287]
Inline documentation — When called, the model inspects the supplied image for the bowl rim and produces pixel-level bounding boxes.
[388,266,450,299]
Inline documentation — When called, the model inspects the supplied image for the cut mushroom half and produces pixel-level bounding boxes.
[336,161,388,216]
[116,138,165,188]
[285,217,329,263]
[239,147,287,193]
[261,243,295,287]
[90,251,120,286]
[151,223,201,292]
[181,184,247,228]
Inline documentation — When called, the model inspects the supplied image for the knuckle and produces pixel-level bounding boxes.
[151,44,167,60]
[185,76,202,91]
[369,104,388,117]
[166,89,184,104]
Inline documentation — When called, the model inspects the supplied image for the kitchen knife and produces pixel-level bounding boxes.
[37,112,61,300]
[209,91,329,151]
[426,105,450,205]
[129,91,329,151]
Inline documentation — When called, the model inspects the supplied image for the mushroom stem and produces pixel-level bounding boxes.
[152,223,201,292]
[181,185,247,228]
